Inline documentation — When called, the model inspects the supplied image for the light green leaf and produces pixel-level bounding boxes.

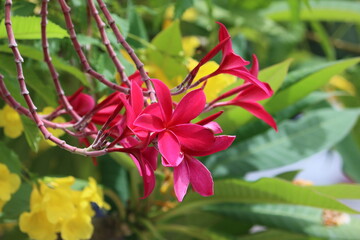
[211,203,360,240]
[207,108,360,177]
[0,142,22,174]
[337,135,360,183]
[265,1,360,24]
[310,184,360,199]
[147,20,187,85]
[0,16,68,39]
[219,58,292,133]
[0,45,88,86]
[266,57,360,114]
[20,115,42,153]
[157,178,358,221]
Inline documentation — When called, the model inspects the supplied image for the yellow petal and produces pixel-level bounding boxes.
[0,163,21,202]
[61,211,93,240]
[19,210,58,240]
[182,36,201,57]
[329,75,356,96]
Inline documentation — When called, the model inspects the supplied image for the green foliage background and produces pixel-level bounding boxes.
[1,0,360,239]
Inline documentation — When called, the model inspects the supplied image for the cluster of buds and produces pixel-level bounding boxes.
[1,0,276,201]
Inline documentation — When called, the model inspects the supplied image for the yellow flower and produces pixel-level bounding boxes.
[187,59,237,101]
[19,210,58,240]
[61,209,93,240]
[182,36,201,57]
[20,177,109,240]
[0,105,23,138]
[163,5,198,29]
[0,163,21,212]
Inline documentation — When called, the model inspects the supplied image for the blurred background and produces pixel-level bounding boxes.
[0,0,360,239]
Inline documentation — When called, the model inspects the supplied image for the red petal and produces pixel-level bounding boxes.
[158,130,182,167]
[151,79,173,122]
[69,92,95,116]
[233,83,273,102]
[217,22,233,55]
[170,124,214,152]
[196,111,224,125]
[134,114,164,132]
[131,80,144,117]
[235,102,277,131]
[186,135,235,156]
[173,160,190,202]
[187,156,214,197]
[250,54,259,77]
[203,121,222,134]
[142,147,158,171]
[170,89,206,125]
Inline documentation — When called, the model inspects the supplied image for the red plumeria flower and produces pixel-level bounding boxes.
[173,134,235,201]
[67,87,95,116]
[134,79,215,167]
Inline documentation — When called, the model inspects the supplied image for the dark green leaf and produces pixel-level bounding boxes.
[211,203,359,240]
[0,142,22,174]
[207,108,360,177]
[337,135,360,183]
[174,0,194,19]
[20,115,42,153]
[2,183,31,220]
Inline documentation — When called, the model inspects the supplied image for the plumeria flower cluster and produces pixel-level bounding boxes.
[19,177,109,240]
[2,0,276,204]
[62,23,277,201]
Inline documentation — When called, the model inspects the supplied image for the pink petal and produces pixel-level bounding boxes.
[118,93,136,124]
[142,103,163,120]
[173,160,190,202]
[142,147,158,171]
[69,92,95,116]
[139,158,156,199]
[190,37,231,76]
[234,82,273,102]
[186,135,235,156]
[129,70,143,87]
[249,54,259,77]
[219,52,250,71]
[216,22,236,57]
[196,111,224,126]
[170,89,206,125]
[134,114,164,132]
[235,101,277,131]
[187,156,214,197]
[131,80,144,117]
[203,121,222,134]
[158,130,182,167]
[151,79,173,122]
[170,124,214,152]
[92,106,122,125]
[222,69,271,96]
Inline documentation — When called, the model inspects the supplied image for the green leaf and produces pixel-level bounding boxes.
[337,135,360,183]
[157,178,358,221]
[174,0,194,19]
[238,229,315,240]
[147,20,187,86]
[207,108,360,177]
[99,155,130,204]
[267,57,360,114]
[0,45,88,86]
[276,170,301,181]
[20,115,42,153]
[0,142,22,174]
[211,203,360,240]
[310,184,360,199]
[0,16,68,39]
[127,0,148,48]
[235,91,334,141]
[309,21,335,61]
[219,59,292,133]
[2,183,32,220]
[265,1,360,24]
